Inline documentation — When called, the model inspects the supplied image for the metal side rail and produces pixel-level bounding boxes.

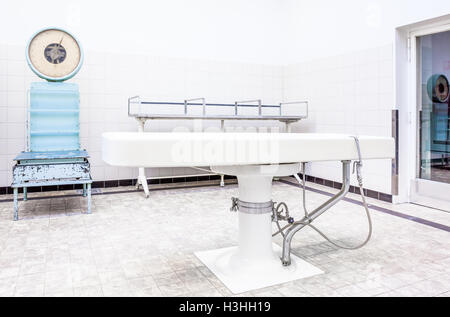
[128,96,309,198]
[128,96,309,123]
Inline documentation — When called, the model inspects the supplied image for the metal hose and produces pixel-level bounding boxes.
[274,136,373,251]
[274,168,372,251]
[299,181,372,250]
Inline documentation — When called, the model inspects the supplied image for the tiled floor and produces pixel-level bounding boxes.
[0,180,449,297]
[431,165,450,185]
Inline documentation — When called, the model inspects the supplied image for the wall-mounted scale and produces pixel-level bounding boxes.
[11,28,92,221]
[426,74,450,155]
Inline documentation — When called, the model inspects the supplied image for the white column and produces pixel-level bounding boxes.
[232,175,276,264]
[237,175,272,202]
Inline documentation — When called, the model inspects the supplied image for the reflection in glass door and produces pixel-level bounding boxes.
[418,31,450,185]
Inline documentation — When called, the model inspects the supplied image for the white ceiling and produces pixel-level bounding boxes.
[1,0,450,65]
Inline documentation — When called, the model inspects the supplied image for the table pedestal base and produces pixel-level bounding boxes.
[195,243,322,294]
[196,164,323,294]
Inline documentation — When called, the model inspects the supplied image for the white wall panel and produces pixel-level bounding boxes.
[0,44,285,187]
[283,44,395,193]
[1,1,449,194]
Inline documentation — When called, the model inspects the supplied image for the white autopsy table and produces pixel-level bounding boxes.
[102,132,395,293]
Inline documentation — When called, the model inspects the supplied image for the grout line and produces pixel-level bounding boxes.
[279,178,450,233]
[4,177,449,234]
[0,180,237,203]
[0,173,393,202]
[410,202,450,214]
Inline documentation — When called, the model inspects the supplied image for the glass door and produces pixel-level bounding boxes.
[417,31,450,187]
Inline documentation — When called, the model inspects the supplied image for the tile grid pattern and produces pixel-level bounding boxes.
[0,174,392,203]
[1,43,396,196]
[0,43,284,188]
[0,174,230,196]
[284,44,395,193]
[0,182,448,297]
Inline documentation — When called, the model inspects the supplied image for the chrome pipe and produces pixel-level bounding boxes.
[128,98,309,121]
[128,95,140,117]
[234,99,262,116]
[184,98,206,116]
[280,160,351,266]
[280,101,309,118]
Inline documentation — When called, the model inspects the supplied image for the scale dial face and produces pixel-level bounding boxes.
[27,28,82,81]
[433,75,449,103]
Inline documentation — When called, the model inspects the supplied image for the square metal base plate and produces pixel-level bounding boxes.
[195,243,323,294]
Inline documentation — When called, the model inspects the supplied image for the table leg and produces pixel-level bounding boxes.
[285,122,292,133]
[136,118,149,198]
[195,170,322,294]
[139,172,150,198]
[23,187,27,201]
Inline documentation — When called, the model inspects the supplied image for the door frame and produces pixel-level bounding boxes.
[395,15,450,204]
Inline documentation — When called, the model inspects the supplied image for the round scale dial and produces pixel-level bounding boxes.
[433,75,449,103]
[428,74,449,104]
[27,28,83,81]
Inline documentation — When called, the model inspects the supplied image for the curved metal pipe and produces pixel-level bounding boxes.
[280,161,351,266]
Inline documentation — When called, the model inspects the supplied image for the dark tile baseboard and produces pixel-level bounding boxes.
[0,173,391,203]
[292,174,393,203]
[0,174,233,196]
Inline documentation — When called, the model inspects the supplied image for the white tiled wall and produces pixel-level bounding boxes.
[0,44,285,187]
[284,44,395,193]
[0,43,395,194]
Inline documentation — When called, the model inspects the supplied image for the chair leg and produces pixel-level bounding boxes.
[13,188,19,221]
[87,183,92,214]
